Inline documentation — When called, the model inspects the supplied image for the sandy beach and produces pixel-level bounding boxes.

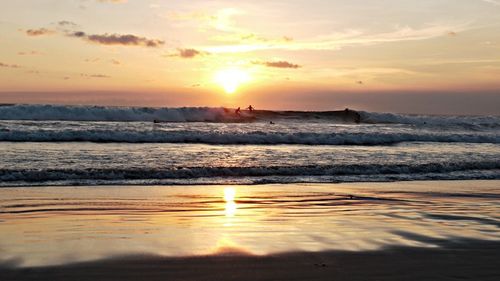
[1,239,498,281]
[3,1,500,280]
[1,180,499,280]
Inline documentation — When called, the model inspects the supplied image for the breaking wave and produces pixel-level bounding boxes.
[0,104,232,122]
[1,161,499,185]
[0,129,499,144]
[1,104,499,126]
[360,111,500,128]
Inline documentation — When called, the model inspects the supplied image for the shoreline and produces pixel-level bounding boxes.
[1,180,499,280]
[1,178,500,189]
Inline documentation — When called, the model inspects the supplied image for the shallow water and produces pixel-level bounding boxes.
[1,141,499,186]
[1,181,498,267]
[1,107,499,186]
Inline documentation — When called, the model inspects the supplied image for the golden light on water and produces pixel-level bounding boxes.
[214,68,251,94]
[224,187,237,217]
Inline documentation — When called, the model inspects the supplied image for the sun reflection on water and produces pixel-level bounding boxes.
[224,187,237,217]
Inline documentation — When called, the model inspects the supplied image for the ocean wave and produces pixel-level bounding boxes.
[1,161,499,183]
[360,111,500,128]
[0,104,232,122]
[1,104,499,126]
[0,129,498,144]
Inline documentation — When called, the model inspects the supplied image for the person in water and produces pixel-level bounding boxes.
[247,105,254,112]
[235,107,241,115]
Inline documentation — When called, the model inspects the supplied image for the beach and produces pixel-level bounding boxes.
[2,239,498,281]
[3,0,500,279]
[1,105,499,280]
[1,180,499,280]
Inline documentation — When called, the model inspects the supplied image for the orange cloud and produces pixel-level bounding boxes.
[253,60,301,69]
[68,31,164,47]
[25,28,55,36]
[80,73,111,78]
[0,62,21,68]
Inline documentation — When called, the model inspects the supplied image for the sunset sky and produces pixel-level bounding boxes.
[1,0,499,114]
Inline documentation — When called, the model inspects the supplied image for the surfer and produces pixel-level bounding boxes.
[247,105,254,112]
[235,107,241,115]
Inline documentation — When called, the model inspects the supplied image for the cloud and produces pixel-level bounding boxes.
[71,31,86,37]
[0,62,21,68]
[84,58,121,65]
[482,0,500,6]
[25,28,55,36]
[178,48,201,58]
[18,51,41,56]
[211,33,294,45]
[84,58,100,63]
[167,8,243,33]
[67,31,164,47]
[203,22,471,54]
[80,73,111,78]
[173,48,209,58]
[253,60,301,69]
[57,21,77,27]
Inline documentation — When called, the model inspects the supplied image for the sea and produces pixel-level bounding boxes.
[1,104,500,268]
[1,104,499,187]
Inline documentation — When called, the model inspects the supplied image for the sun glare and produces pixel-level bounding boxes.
[214,68,250,94]
[224,187,237,217]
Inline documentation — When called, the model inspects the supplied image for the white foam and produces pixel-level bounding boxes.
[360,111,500,128]
[1,129,499,144]
[1,162,499,185]
[0,104,230,122]
[2,104,499,127]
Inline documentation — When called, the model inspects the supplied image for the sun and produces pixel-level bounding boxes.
[214,68,250,94]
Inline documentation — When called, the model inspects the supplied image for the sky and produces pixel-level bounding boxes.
[0,0,499,114]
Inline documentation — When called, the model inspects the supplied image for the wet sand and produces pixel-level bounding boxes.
[1,239,498,281]
[0,180,499,280]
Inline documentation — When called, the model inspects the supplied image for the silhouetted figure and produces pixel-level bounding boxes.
[247,105,254,112]
[235,107,241,115]
[153,119,160,124]
[355,112,361,124]
[269,121,275,125]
